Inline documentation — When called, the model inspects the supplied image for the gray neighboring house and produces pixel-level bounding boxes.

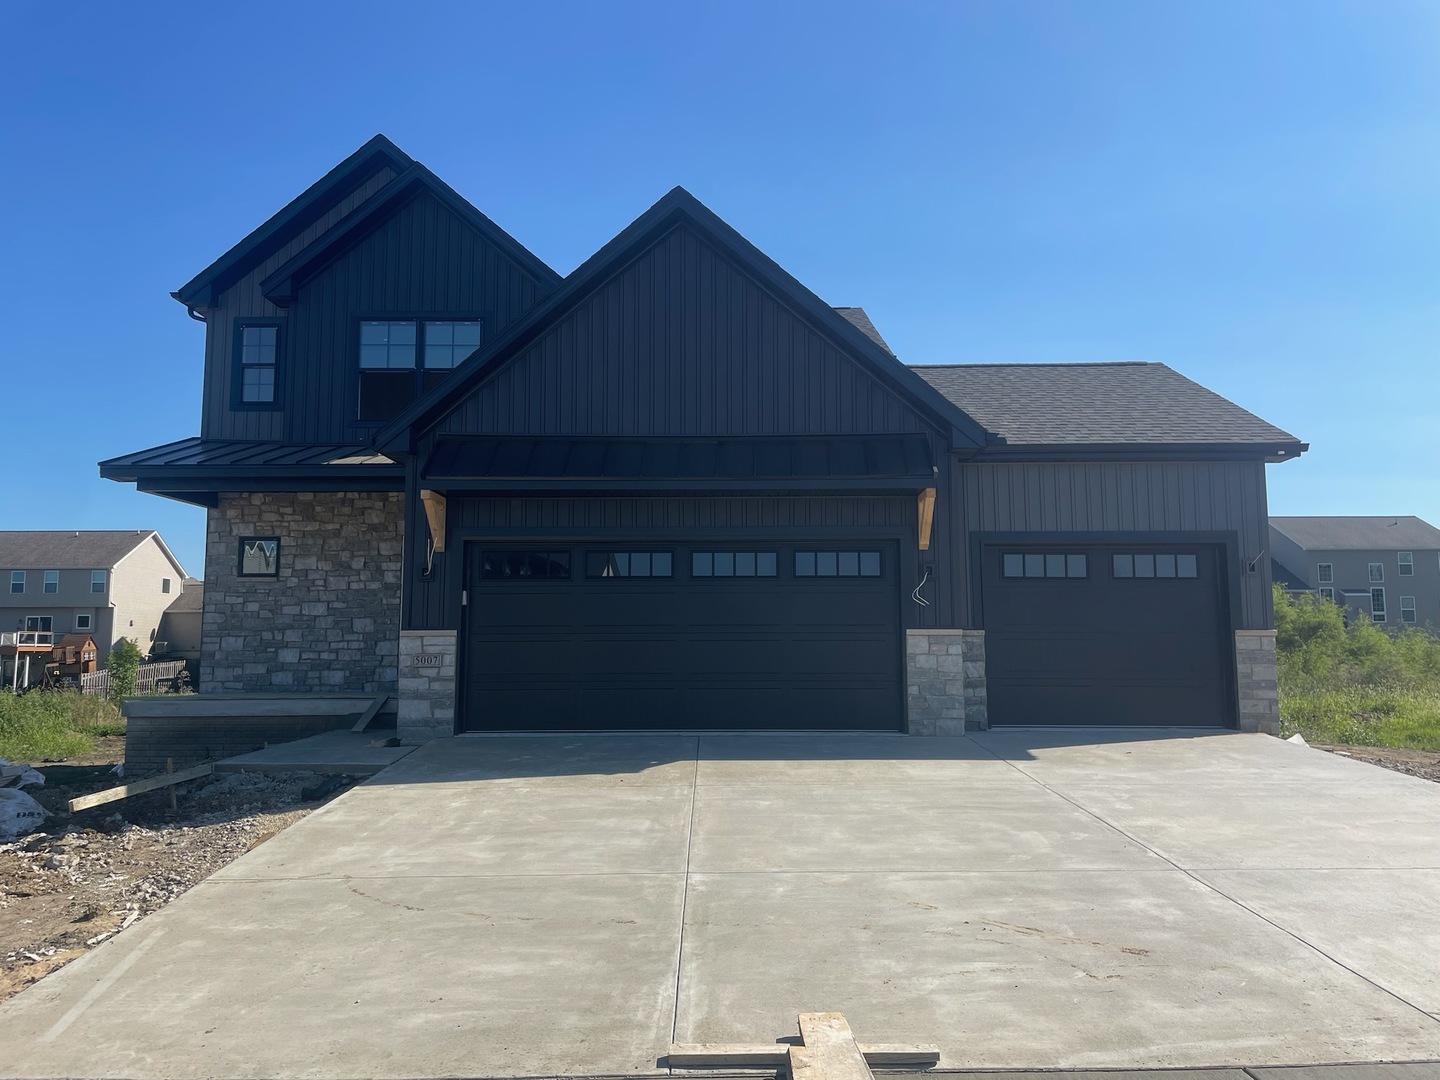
[0,531,189,665]
[1270,516,1440,628]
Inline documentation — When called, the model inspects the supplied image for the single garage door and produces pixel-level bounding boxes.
[462,542,902,731]
[981,543,1233,727]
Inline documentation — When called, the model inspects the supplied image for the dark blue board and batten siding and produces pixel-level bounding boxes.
[437,226,936,438]
[406,223,955,634]
[204,187,549,445]
[958,460,1274,630]
[201,167,396,442]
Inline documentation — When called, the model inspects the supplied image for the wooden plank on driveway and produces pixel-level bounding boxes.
[792,1012,873,1080]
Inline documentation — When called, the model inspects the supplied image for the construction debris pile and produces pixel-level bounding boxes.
[0,768,351,1003]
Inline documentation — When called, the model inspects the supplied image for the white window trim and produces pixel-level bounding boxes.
[1398,552,1414,576]
[1400,596,1417,624]
[91,570,107,593]
[1371,586,1387,622]
[74,614,93,631]
[1316,562,1333,584]
[43,569,59,593]
[23,615,53,632]
[1369,562,1385,583]
[1319,586,1335,602]
[9,570,24,593]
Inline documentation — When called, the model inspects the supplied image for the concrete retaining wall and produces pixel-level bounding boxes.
[905,629,987,735]
[122,696,389,776]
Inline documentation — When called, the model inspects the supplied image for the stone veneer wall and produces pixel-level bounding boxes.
[905,629,987,735]
[398,630,457,742]
[201,492,403,695]
[1235,629,1280,736]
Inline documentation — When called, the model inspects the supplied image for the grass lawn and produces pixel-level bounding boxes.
[0,692,126,762]
[1281,685,1440,751]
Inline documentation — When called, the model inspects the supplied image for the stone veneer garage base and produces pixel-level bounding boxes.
[399,630,458,742]
[905,629,987,735]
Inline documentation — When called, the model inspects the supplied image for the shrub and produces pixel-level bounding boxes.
[0,692,95,760]
[106,638,143,702]
[1274,585,1440,749]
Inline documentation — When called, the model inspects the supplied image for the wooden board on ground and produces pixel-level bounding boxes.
[791,1013,873,1080]
[668,1011,939,1071]
[68,764,213,813]
[351,694,390,733]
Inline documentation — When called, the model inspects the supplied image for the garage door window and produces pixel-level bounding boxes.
[586,552,673,578]
[1112,553,1198,579]
[692,552,778,577]
[794,551,881,577]
[480,551,571,580]
[1002,553,1087,579]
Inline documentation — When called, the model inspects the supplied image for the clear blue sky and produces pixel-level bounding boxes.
[2,1,1436,577]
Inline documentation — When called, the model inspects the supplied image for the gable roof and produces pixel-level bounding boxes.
[1270,516,1440,551]
[165,580,205,614]
[912,362,1304,459]
[374,187,993,453]
[0,531,170,571]
[258,162,561,306]
[174,135,413,309]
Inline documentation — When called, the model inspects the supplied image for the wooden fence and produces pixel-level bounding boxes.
[79,661,188,698]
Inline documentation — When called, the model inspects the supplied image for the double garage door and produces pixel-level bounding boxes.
[461,541,903,732]
[981,543,1234,727]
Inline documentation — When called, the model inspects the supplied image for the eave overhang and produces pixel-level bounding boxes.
[173,135,414,310]
[964,440,1309,464]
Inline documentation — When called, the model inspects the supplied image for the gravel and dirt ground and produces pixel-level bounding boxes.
[0,743,353,1004]
[1314,743,1440,783]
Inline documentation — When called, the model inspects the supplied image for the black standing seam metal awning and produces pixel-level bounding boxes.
[423,436,935,485]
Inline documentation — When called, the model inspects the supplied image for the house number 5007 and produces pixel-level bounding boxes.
[413,654,442,667]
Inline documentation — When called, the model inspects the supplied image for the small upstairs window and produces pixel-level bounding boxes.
[162,577,171,594]
[1369,562,1385,583]
[1399,552,1414,577]
[91,570,107,593]
[358,319,481,421]
[10,571,24,594]
[43,570,58,593]
[235,324,280,406]
[1316,563,1333,584]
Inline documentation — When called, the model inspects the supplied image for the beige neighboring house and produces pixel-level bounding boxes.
[157,577,204,661]
[0,532,189,679]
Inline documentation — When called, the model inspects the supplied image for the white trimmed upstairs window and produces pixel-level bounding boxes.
[1371,587,1386,622]
[1400,596,1416,624]
[10,571,23,594]
[1398,552,1414,576]
[1319,586,1335,603]
[1369,562,1385,583]
[1316,563,1333,585]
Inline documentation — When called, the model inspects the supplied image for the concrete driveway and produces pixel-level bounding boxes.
[1,729,1439,1078]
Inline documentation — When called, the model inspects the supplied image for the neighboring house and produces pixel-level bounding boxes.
[100,135,1306,739]
[0,531,188,686]
[1270,516,1440,628]
[156,577,204,661]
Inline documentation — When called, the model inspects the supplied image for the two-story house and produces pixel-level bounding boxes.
[101,135,1305,742]
[1270,516,1440,628]
[0,531,189,686]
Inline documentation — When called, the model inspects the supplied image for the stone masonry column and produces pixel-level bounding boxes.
[1235,629,1280,736]
[398,630,458,743]
[905,629,987,735]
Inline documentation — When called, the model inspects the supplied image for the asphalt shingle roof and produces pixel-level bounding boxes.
[833,307,895,356]
[165,580,205,614]
[0,531,160,570]
[1270,516,1440,551]
[909,361,1299,447]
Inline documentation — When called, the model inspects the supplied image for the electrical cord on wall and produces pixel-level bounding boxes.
[912,566,931,607]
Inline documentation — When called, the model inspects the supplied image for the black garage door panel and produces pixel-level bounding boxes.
[983,544,1233,727]
[463,545,901,732]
